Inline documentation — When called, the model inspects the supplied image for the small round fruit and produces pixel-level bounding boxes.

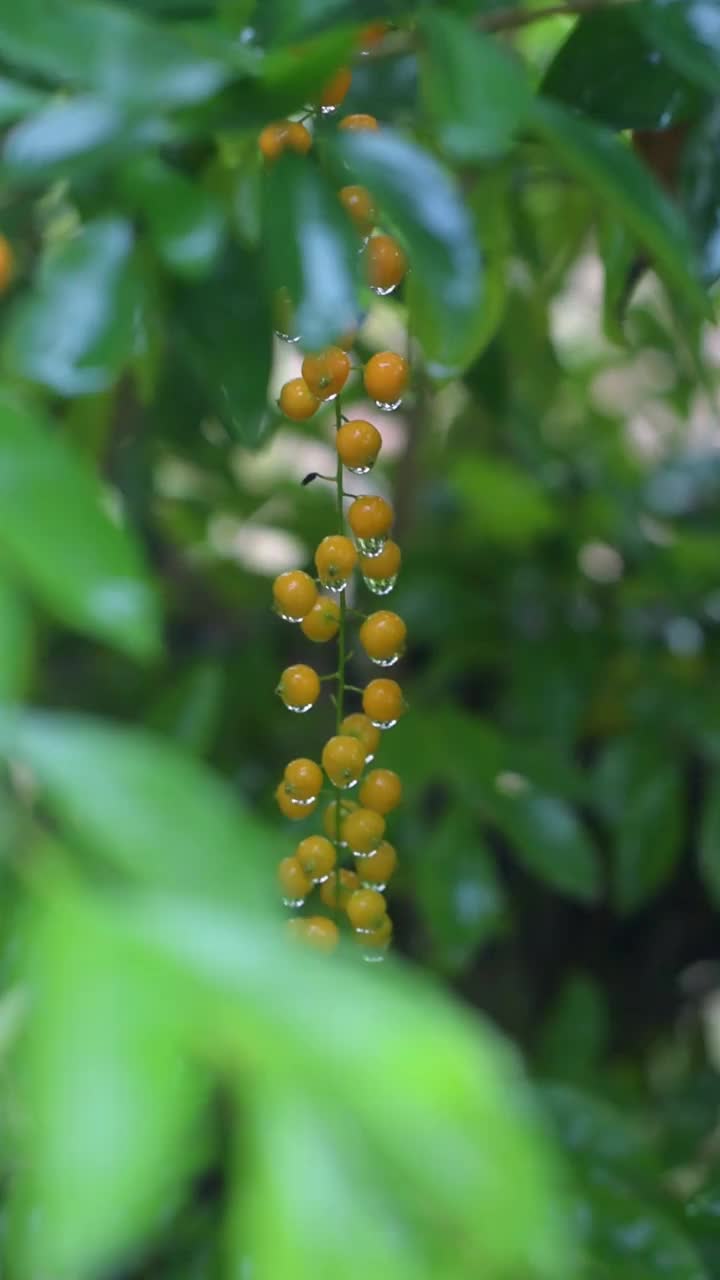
[339,113,379,131]
[359,610,406,665]
[273,569,318,622]
[363,351,409,408]
[322,735,366,789]
[283,758,324,803]
[287,121,313,153]
[278,664,321,712]
[278,855,312,903]
[301,597,341,643]
[359,539,401,586]
[365,234,407,294]
[304,916,340,951]
[357,914,393,956]
[362,678,405,728]
[276,784,318,820]
[301,346,351,401]
[339,185,377,236]
[320,866,359,909]
[339,712,381,761]
[336,419,382,474]
[0,236,14,292]
[348,496,393,556]
[319,65,352,110]
[323,797,358,844]
[259,121,289,160]
[279,377,320,421]
[342,807,385,856]
[358,840,398,886]
[347,887,387,931]
[296,834,336,883]
[359,769,402,816]
[357,21,389,53]
[315,534,357,590]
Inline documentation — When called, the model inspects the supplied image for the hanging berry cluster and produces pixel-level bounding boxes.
[262,28,410,960]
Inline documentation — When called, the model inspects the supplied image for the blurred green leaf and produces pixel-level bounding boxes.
[334,129,484,375]
[538,975,610,1082]
[450,455,556,547]
[419,10,532,160]
[489,784,601,902]
[257,0,351,42]
[680,103,720,282]
[4,218,139,396]
[0,577,33,702]
[530,97,706,315]
[0,392,160,659]
[575,1168,708,1279]
[120,155,225,280]
[698,776,720,907]
[262,151,360,351]
[174,244,273,446]
[542,8,704,129]
[685,1182,720,1276]
[146,661,227,756]
[0,73,46,122]
[0,712,272,902]
[1,97,134,184]
[416,811,507,974]
[542,1083,657,1175]
[632,0,720,97]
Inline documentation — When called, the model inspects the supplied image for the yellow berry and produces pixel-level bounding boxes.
[339,712,381,761]
[321,734,366,788]
[277,855,312,901]
[340,113,379,131]
[339,185,377,236]
[365,234,407,294]
[295,834,336,883]
[348,496,394,550]
[319,65,352,109]
[278,664,321,712]
[358,769,402,816]
[272,569,318,622]
[359,610,406,666]
[359,539,401,589]
[358,840,397,887]
[279,377,320,421]
[363,351,408,407]
[276,783,319,821]
[300,596,341,643]
[315,534,357,590]
[283,758,324,803]
[320,866,360,910]
[342,807,385,855]
[304,916,340,951]
[336,419,382,474]
[347,887,387,931]
[323,797,358,844]
[301,346,351,401]
[362,678,405,728]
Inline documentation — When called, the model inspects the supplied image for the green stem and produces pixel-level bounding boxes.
[334,396,347,912]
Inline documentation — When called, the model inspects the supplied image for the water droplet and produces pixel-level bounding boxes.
[352,846,380,860]
[364,751,375,764]
[355,534,388,558]
[287,702,314,714]
[362,573,398,596]
[368,653,399,668]
[322,390,339,403]
[282,896,305,908]
[275,608,306,622]
[274,328,301,344]
[374,398,402,412]
[362,950,387,963]
[324,577,349,594]
[320,103,339,115]
[370,283,397,297]
[360,879,387,891]
[370,717,398,730]
[312,872,331,885]
[347,463,372,475]
[289,793,318,806]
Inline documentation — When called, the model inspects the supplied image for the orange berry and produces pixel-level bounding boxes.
[279,377,320,422]
[301,596,341,643]
[359,610,406,665]
[339,712,381,761]
[276,783,319,820]
[320,866,360,909]
[347,887,387,931]
[334,329,357,351]
[340,113,379,131]
[357,840,397,887]
[278,664,321,712]
[295,834,336,883]
[259,121,290,161]
[321,734,366,788]
[323,797,358,844]
[287,121,313,153]
[315,534,357,590]
[278,855,312,902]
[283,757,324,803]
[362,678,405,728]
[359,540,401,595]
[365,234,407,294]
[0,236,14,292]
[319,65,352,109]
[348,496,394,554]
[363,351,408,407]
[358,769,402,816]
[339,185,377,236]
[342,807,386,856]
[304,916,339,951]
[355,913,393,954]
[301,346,351,401]
[357,21,389,53]
[336,419,382,474]
[273,569,318,622]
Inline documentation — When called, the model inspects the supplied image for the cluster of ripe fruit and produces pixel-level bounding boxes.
[263,25,411,958]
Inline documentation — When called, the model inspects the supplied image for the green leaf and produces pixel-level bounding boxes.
[419,10,532,160]
[16,883,207,1278]
[0,73,46,122]
[542,1083,657,1175]
[542,8,705,130]
[416,811,507,975]
[0,712,272,903]
[449,454,556,547]
[145,661,227,756]
[537,975,609,1082]
[0,392,160,659]
[257,0,351,42]
[4,218,139,396]
[262,152,360,351]
[632,0,720,97]
[0,0,228,108]
[530,97,706,315]
[174,244,273,446]
[2,97,131,183]
[576,1168,708,1280]
[680,103,720,282]
[489,783,601,902]
[120,155,225,280]
[699,775,720,907]
[0,577,33,702]
[334,129,484,375]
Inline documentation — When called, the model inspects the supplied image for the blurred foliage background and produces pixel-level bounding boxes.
[3,0,720,1277]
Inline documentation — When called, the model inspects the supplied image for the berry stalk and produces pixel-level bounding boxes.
[334,394,347,908]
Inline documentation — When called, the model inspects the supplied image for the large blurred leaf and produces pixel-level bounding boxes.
[0,73,46,122]
[256,0,351,41]
[146,661,226,756]
[262,151,359,351]
[489,784,601,902]
[2,97,135,184]
[419,10,531,160]
[0,577,33,702]
[4,218,139,396]
[120,155,225,280]
[0,0,228,107]
[334,129,484,375]
[542,8,704,129]
[633,0,720,96]
[530,98,706,315]
[0,712,272,902]
[0,392,159,659]
[174,245,273,446]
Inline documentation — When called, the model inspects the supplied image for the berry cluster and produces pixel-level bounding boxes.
[263,30,409,959]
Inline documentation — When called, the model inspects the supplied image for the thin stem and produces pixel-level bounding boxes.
[334,395,346,912]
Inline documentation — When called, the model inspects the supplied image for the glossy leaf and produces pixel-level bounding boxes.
[632,0,720,96]
[120,155,225,279]
[0,712,272,903]
[419,9,532,160]
[489,784,601,902]
[0,74,46,122]
[530,97,706,315]
[4,218,139,396]
[262,151,360,351]
[0,392,160,659]
[335,129,483,374]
